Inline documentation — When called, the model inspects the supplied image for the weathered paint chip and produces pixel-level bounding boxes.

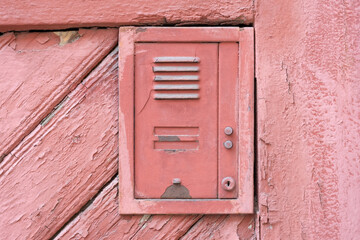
[54,31,81,46]
[161,184,192,199]
[35,34,50,44]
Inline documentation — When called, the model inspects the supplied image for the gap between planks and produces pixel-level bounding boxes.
[49,174,118,240]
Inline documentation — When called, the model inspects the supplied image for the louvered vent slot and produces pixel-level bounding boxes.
[153,127,199,150]
[153,57,200,100]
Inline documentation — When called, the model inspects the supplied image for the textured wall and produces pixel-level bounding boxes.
[256,0,360,239]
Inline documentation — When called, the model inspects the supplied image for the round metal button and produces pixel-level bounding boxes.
[224,126,233,136]
[223,140,233,149]
[172,178,181,185]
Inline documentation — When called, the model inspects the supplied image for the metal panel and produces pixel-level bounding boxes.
[218,42,239,199]
[134,42,218,199]
[118,27,254,214]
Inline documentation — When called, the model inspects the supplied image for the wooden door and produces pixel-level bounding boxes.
[0,28,255,239]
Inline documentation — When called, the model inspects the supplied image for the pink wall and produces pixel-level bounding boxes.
[256,0,360,238]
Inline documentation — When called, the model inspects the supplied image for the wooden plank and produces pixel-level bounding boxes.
[55,178,202,240]
[237,27,255,212]
[180,215,255,239]
[134,27,240,42]
[0,28,117,161]
[131,215,202,239]
[54,179,143,239]
[0,0,254,32]
[0,48,119,239]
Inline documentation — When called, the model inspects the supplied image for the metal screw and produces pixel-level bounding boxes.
[172,178,181,185]
[224,126,233,135]
[221,177,235,191]
[223,140,233,149]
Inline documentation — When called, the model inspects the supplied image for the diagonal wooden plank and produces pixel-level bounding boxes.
[54,175,202,240]
[130,215,202,240]
[180,215,255,240]
[0,48,118,239]
[54,178,143,240]
[0,28,118,161]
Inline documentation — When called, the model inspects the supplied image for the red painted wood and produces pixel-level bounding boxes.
[0,47,119,239]
[55,178,204,239]
[134,27,241,42]
[134,42,218,199]
[0,0,355,237]
[0,29,117,161]
[238,28,255,213]
[119,27,254,214]
[256,0,360,239]
[181,215,255,239]
[0,0,254,32]
[0,27,256,238]
[54,177,254,239]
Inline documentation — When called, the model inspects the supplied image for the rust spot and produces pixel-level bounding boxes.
[158,136,180,142]
[54,31,81,46]
[161,184,192,199]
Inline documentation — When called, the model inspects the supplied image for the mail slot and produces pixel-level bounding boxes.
[119,27,254,214]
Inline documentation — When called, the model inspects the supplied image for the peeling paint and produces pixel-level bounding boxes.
[54,31,81,46]
[35,34,50,44]
[40,97,69,126]
[136,27,147,33]
[160,184,192,199]
[139,214,152,225]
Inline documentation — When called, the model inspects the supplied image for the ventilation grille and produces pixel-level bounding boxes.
[153,57,200,100]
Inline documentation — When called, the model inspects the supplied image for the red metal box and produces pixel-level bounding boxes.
[119,27,254,214]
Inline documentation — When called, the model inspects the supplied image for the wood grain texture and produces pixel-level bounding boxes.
[0,0,254,32]
[0,47,119,239]
[181,215,255,239]
[256,0,360,239]
[0,28,118,161]
[55,177,203,240]
[0,27,256,239]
